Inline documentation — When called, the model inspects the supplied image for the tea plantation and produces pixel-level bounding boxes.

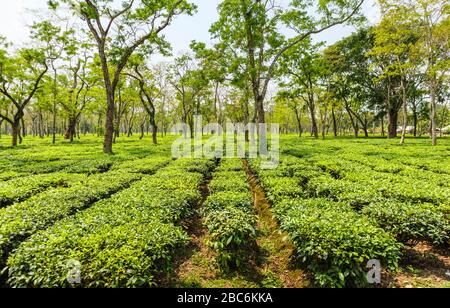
[0,136,449,288]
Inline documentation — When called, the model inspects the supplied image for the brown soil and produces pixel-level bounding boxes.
[243,160,310,288]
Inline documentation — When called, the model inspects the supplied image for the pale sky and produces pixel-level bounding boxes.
[0,0,380,57]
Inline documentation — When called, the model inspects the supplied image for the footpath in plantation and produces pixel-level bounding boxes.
[162,159,309,288]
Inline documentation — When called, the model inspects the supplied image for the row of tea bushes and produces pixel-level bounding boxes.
[0,157,170,264]
[5,159,214,288]
[0,173,85,208]
[249,158,403,287]
[276,154,450,245]
[203,159,257,270]
[0,171,143,265]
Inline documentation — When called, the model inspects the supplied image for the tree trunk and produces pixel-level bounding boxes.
[243,96,250,142]
[256,96,265,124]
[140,121,145,140]
[104,89,115,153]
[294,108,303,137]
[400,77,408,145]
[412,102,418,137]
[387,109,398,139]
[65,116,77,142]
[12,121,20,147]
[21,118,26,138]
[52,68,57,145]
[308,98,318,139]
[332,107,338,138]
[322,108,328,140]
[345,105,358,138]
[151,123,158,145]
[430,77,437,146]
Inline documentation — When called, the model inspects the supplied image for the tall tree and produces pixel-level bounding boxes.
[280,41,326,138]
[414,0,449,145]
[210,0,364,125]
[325,28,381,138]
[371,1,420,144]
[0,41,48,146]
[31,21,76,144]
[49,0,196,153]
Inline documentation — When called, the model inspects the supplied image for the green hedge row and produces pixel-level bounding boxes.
[278,198,402,287]
[0,158,173,263]
[0,173,85,208]
[248,158,403,287]
[275,156,450,245]
[203,159,256,270]
[0,171,143,264]
[5,159,213,288]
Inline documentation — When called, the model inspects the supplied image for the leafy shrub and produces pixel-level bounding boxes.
[259,177,305,204]
[203,160,256,270]
[7,221,188,288]
[204,207,257,270]
[203,191,253,213]
[0,173,84,208]
[112,157,170,174]
[306,176,379,208]
[208,172,249,194]
[0,172,22,182]
[362,201,450,245]
[0,171,142,264]
[273,198,352,218]
[5,159,213,287]
[280,201,402,287]
[215,159,244,172]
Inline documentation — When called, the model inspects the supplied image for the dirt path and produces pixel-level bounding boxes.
[160,172,219,287]
[162,160,309,288]
[243,160,309,288]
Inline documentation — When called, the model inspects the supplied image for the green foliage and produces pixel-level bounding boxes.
[259,177,305,204]
[363,201,450,245]
[203,191,253,213]
[0,173,83,208]
[280,199,402,288]
[203,160,256,271]
[5,159,213,287]
[0,171,143,264]
[204,206,257,270]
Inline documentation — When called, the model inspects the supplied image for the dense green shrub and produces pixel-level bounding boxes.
[203,191,253,213]
[0,171,143,263]
[0,172,22,182]
[215,159,244,172]
[362,201,450,245]
[259,177,305,204]
[0,173,84,208]
[7,220,188,288]
[208,171,249,194]
[112,157,171,174]
[306,176,379,208]
[5,159,212,287]
[204,207,257,269]
[280,200,402,287]
[203,160,256,270]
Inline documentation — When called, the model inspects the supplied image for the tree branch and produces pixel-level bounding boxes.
[263,0,364,95]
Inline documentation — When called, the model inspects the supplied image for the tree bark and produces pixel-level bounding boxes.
[387,109,398,139]
[430,77,437,146]
[52,66,57,145]
[332,107,338,137]
[344,104,358,138]
[12,121,20,147]
[400,77,408,145]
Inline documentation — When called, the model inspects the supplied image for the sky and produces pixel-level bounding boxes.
[0,0,381,57]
